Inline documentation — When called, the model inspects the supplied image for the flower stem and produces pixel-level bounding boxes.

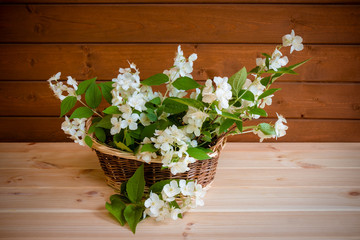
[78,99,103,118]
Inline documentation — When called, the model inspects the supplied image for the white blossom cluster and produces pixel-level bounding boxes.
[110,63,159,135]
[144,180,206,221]
[256,29,304,71]
[61,116,87,146]
[200,77,232,110]
[48,72,80,101]
[253,113,288,142]
[164,45,197,98]
[183,107,209,137]
[149,125,198,175]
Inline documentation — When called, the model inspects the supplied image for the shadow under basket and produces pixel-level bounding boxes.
[91,137,226,190]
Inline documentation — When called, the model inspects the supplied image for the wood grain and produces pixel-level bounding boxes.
[0,44,359,82]
[0,5,359,43]
[0,212,359,239]
[2,168,360,187]
[1,186,359,212]
[1,81,359,119]
[1,142,359,169]
[0,117,358,142]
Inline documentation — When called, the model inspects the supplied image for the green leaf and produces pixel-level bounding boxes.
[103,106,121,115]
[258,88,281,100]
[146,108,157,122]
[126,164,145,204]
[172,77,202,90]
[124,205,143,234]
[60,96,77,117]
[149,180,173,194]
[249,107,268,117]
[76,77,97,95]
[258,123,276,135]
[187,147,211,160]
[84,135,93,148]
[85,82,102,109]
[100,81,113,104]
[238,90,255,102]
[201,131,212,142]
[163,98,188,114]
[288,58,310,70]
[141,73,169,86]
[166,97,204,110]
[114,139,133,153]
[262,53,271,58]
[228,67,247,96]
[219,119,235,134]
[196,147,213,154]
[236,120,243,133]
[265,57,270,69]
[124,130,133,146]
[149,97,161,105]
[95,127,106,142]
[267,68,297,75]
[141,143,157,153]
[106,195,126,226]
[219,112,241,122]
[260,76,271,86]
[249,66,260,74]
[96,115,112,129]
[140,123,157,139]
[88,124,96,134]
[69,107,93,119]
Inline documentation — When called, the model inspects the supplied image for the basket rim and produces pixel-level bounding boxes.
[86,118,226,164]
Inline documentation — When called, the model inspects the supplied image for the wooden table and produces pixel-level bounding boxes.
[0,143,359,239]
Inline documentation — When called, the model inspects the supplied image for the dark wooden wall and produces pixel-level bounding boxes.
[0,0,359,142]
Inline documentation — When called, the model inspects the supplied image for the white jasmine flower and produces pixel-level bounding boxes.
[269,49,288,71]
[162,180,181,201]
[282,30,304,54]
[167,84,187,98]
[127,92,147,112]
[194,183,206,207]
[156,205,171,221]
[173,45,197,78]
[259,95,273,108]
[111,89,123,106]
[275,113,288,138]
[136,151,157,163]
[48,72,80,101]
[256,58,266,67]
[190,88,201,99]
[110,117,122,135]
[202,79,217,104]
[118,104,132,119]
[113,63,140,91]
[66,76,78,90]
[144,192,164,216]
[120,113,140,130]
[61,117,87,146]
[214,77,232,109]
[170,208,182,220]
[169,160,190,175]
[183,107,208,136]
[253,129,274,142]
[140,113,151,126]
[179,180,195,196]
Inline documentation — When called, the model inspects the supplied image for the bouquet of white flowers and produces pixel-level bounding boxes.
[48,30,307,233]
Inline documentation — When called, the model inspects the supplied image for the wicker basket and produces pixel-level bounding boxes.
[90,133,226,190]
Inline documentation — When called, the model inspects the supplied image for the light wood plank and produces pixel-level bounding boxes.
[0,212,359,239]
[1,168,359,187]
[1,186,359,212]
[1,5,359,44]
[0,44,358,82]
[1,143,359,169]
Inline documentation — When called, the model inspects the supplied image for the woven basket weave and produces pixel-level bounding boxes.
[90,133,226,190]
